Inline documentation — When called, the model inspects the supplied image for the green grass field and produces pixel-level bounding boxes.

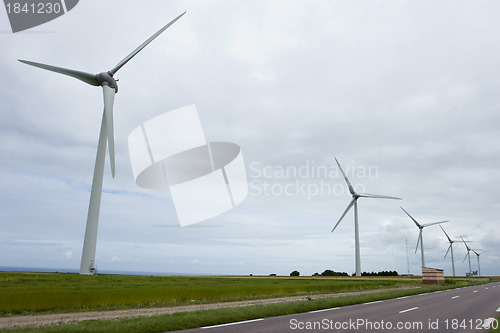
[0,272,496,332]
[0,272,427,314]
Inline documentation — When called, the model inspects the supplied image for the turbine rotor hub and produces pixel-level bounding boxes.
[96,71,118,93]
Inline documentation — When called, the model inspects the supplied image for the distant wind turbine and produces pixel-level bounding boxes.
[440,225,471,277]
[440,225,457,277]
[471,249,486,277]
[401,207,448,268]
[331,158,402,277]
[19,12,186,275]
[461,236,473,275]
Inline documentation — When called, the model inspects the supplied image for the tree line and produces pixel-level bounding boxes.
[289,270,399,277]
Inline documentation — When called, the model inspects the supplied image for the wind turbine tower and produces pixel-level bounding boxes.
[331,158,402,277]
[401,207,448,268]
[19,12,186,274]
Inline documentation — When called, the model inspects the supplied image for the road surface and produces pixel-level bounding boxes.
[182,282,500,333]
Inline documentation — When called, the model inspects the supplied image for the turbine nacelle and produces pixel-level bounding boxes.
[96,71,118,93]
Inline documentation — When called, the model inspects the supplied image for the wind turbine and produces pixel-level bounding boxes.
[440,226,473,277]
[440,225,457,277]
[331,158,402,277]
[19,12,186,275]
[471,249,486,277]
[461,236,473,275]
[400,207,448,268]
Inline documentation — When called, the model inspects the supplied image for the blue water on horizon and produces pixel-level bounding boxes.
[0,266,206,276]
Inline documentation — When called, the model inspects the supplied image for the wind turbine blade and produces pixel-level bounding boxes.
[460,236,471,250]
[415,229,422,253]
[462,252,468,263]
[18,59,99,86]
[440,225,452,243]
[400,207,423,229]
[358,193,402,200]
[335,157,356,195]
[102,85,116,178]
[444,244,451,259]
[422,220,449,227]
[109,11,186,75]
[331,198,356,232]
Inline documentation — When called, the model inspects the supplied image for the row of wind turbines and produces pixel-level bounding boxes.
[17,10,487,277]
[332,158,486,277]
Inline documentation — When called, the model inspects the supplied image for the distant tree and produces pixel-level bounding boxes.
[321,269,348,277]
[312,272,320,277]
[290,270,300,277]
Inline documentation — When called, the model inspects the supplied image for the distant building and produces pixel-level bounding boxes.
[422,267,444,284]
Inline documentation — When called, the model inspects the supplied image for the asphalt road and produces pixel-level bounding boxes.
[181,282,500,333]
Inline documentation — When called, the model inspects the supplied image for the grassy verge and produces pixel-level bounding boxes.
[0,276,496,332]
[0,273,429,315]
[1,277,497,332]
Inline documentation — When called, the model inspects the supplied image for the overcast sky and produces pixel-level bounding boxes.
[1,0,499,277]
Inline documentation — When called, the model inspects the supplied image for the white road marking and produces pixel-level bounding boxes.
[399,307,419,313]
[309,307,339,313]
[482,318,496,329]
[473,290,478,293]
[201,318,264,329]
[451,296,460,299]
[396,296,409,300]
[496,306,500,312]
[365,300,384,305]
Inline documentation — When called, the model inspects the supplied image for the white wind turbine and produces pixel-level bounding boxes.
[331,158,402,277]
[401,207,448,268]
[440,225,457,277]
[471,249,486,277]
[440,225,471,277]
[461,236,473,275]
[19,12,186,275]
